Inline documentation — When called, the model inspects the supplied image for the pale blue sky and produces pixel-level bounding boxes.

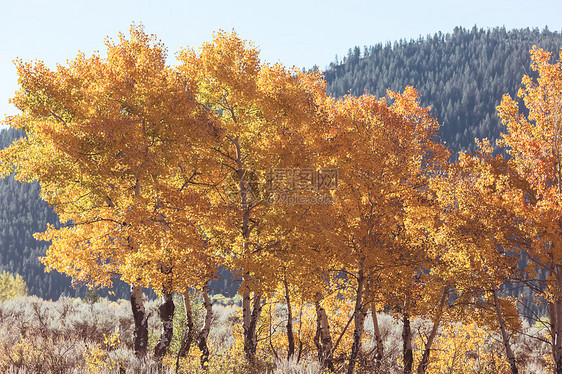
[1,0,561,122]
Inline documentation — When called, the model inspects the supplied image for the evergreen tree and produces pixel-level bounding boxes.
[325,26,562,153]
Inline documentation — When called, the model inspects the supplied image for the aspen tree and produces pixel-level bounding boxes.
[0,25,220,358]
[497,47,562,373]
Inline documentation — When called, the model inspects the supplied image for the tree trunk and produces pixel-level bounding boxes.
[417,288,448,374]
[243,286,252,356]
[314,292,335,371]
[284,276,295,360]
[130,284,149,358]
[550,299,562,374]
[314,317,322,359]
[551,264,562,374]
[232,135,262,364]
[198,283,213,369]
[176,291,195,373]
[154,291,175,360]
[491,288,518,374]
[348,268,368,374]
[242,287,260,363]
[371,304,384,371]
[403,312,413,374]
[244,293,262,363]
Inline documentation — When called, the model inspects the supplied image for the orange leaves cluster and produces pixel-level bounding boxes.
[1,25,459,321]
[1,25,222,294]
[0,26,340,302]
[6,26,560,371]
[497,47,562,261]
[498,47,562,199]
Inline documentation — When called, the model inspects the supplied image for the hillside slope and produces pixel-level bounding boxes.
[324,26,562,153]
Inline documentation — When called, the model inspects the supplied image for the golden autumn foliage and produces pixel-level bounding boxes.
[0,271,28,301]
[496,46,562,373]
[3,25,562,373]
[0,25,221,293]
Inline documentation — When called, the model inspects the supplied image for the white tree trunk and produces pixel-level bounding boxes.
[314,292,334,371]
[176,291,195,372]
[284,276,295,359]
[198,283,213,368]
[371,304,384,371]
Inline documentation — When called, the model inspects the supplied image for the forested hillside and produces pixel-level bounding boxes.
[324,26,562,152]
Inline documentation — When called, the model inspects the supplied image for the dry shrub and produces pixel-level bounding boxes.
[0,294,553,373]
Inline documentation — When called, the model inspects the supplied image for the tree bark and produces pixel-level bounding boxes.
[154,291,175,360]
[130,284,149,358]
[371,304,384,371]
[251,295,261,349]
[284,276,295,360]
[551,264,562,374]
[314,317,322,359]
[314,292,335,371]
[550,298,562,374]
[491,288,518,374]
[244,293,263,363]
[417,288,448,374]
[176,291,195,373]
[550,299,562,374]
[232,135,262,364]
[198,283,213,369]
[403,312,413,374]
[348,268,368,374]
[243,286,252,357]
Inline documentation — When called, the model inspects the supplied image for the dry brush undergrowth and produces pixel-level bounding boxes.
[0,294,554,373]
